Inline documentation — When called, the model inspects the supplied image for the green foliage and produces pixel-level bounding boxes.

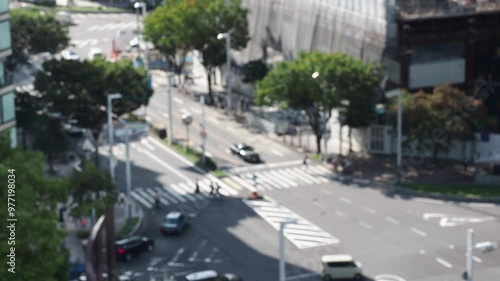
[0,132,69,281]
[32,115,70,172]
[391,84,487,165]
[76,230,90,240]
[256,51,379,153]
[68,159,116,218]
[144,0,250,98]
[401,183,500,197]
[8,8,69,70]
[242,59,269,84]
[34,58,152,165]
[116,217,139,239]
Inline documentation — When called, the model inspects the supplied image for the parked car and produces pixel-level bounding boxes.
[88,47,104,60]
[115,236,154,261]
[61,49,80,61]
[184,270,242,281]
[230,143,253,155]
[160,211,188,234]
[320,255,363,280]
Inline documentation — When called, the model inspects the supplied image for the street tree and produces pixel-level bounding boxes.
[0,132,70,281]
[8,8,70,70]
[68,158,116,219]
[32,115,71,174]
[242,59,269,84]
[392,84,487,165]
[34,58,152,166]
[144,0,250,102]
[14,90,43,148]
[256,51,378,154]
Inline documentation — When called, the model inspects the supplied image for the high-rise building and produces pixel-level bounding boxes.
[0,0,15,147]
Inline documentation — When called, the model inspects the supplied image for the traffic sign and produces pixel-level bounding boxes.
[200,131,207,139]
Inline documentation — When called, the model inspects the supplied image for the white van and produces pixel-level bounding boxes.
[321,255,363,280]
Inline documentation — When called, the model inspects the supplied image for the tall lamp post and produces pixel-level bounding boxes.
[107,93,122,183]
[167,73,175,144]
[385,89,402,176]
[279,218,297,281]
[312,72,332,161]
[217,32,231,115]
[134,2,148,69]
[464,228,497,281]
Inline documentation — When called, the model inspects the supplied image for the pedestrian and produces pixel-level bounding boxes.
[155,190,161,209]
[209,180,215,195]
[303,155,309,170]
[215,182,221,196]
[195,179,200,193]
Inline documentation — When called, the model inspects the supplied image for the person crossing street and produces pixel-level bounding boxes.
[195,178,200,193]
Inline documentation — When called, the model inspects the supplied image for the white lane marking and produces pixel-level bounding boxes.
[449,244,455,249]
[359,222,373,230]
[423,213,496,228]
[286,273,319,280]
[466,203,498,208]
[188,240,207,262]
[419,249,426,255]
[411,227,427,237]
[436,258,453,268]
[167,248,185,266]
[313,201,325,209]
[320,188,332,195]
[375,274,407,281]
[203,247,219,263]
[141,139,155,150]
[271,149,285,157]
[473,256,482,263]
[142,150,191,182]
[386,216,400,225]
[335,211,347,218]
[162,113,169,118]
[340,197,352,204]
[174,97,184,104]
[362,207,376,214]
[227,127,235,132]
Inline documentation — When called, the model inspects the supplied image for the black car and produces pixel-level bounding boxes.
[160,211,189,234]
[230,143,261,163]
[115,236,154,261]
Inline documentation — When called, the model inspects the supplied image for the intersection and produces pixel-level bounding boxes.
[66,10,500,281]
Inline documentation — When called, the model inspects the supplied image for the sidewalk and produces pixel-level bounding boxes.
[63,201,144,264]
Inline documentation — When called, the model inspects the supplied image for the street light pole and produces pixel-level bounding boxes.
[385,89,402,175]
[167,74,175,144]
[124,126,132,219]
[107,93,122,183]
[217,32,231,115]
[201,95,207,164]
[279,218,297,281]
[466,228,474,281]
[134,2,148,69]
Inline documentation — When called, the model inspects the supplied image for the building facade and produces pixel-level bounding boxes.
[0,0,15,147]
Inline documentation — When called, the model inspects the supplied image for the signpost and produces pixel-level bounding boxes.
[182,113,193,152]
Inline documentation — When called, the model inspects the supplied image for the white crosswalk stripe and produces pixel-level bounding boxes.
[232,165,333,192]
[244,199,339,249]
[130,177,242,210]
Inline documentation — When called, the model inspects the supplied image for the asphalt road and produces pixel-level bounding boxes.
[68,13,500,281]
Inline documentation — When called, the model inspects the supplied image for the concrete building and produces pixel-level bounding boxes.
[0,0,15,147]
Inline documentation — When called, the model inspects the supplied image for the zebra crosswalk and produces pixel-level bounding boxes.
[244,199,339,249]
[70,38,109,48]
[87,21,136,32]
[130,178,240,209]
[229,164,333,192]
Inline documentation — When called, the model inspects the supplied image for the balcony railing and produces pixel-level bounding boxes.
[396,0,500,19]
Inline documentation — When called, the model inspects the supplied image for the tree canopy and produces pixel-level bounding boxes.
[392,84,488,165]
[33,58,152,166]
[256,51,379,154]
[8,8,70,70]
[0,132,69,281]
[242,59,269,84]
[144,0,249,101]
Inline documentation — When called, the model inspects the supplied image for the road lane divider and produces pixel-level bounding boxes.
[411,227,427,237]
[359,222,373,230]
[435,258,453,268]
[142,149,191,182]
[141,138,155,150]
[340,197,352,204]
[362,207,376,214]
[385,216,400,225]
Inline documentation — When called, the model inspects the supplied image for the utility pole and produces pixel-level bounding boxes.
[125,126,132,219]
[466,228,474,281]
[201,95,207,164]
[167,74,174,144]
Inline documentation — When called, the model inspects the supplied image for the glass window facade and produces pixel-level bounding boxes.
[9,127,16,148]
[0,0,8,14]
[0,21,11,51]
[1,92,15,123]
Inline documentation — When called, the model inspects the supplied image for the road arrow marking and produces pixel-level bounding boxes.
[423,213,495,227]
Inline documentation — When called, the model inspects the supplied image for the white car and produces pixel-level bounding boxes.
[88,47,104,60]
[61,49,80,61]
[56,11,73,25]
[321,255,363,280]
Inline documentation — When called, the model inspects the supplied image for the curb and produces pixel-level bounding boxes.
[128,205,144,236]
[393,186,500,204]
